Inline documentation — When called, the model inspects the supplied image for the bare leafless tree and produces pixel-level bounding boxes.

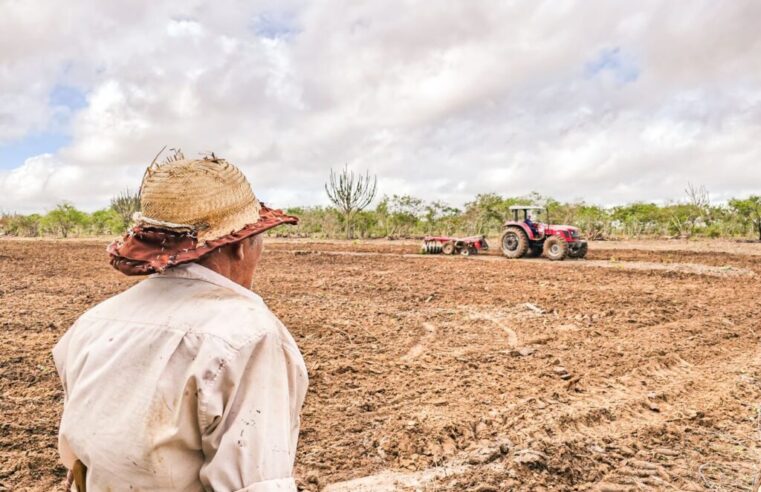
[685,182,712,230]
[685,182,710,210]
[325,165,377,239]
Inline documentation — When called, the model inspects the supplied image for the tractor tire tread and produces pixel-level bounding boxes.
[544,235,568,261]
[501,227,529,259]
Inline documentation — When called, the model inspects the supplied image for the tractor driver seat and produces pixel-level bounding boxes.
[525,217,538,234]
[526,217,545,240]
[534,222,546,239]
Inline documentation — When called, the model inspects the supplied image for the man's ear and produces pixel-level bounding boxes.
[233,241,246,261]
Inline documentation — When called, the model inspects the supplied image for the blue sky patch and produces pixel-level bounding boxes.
[0,84,87,169]
[0,132,71,169]
[251,11,300,40]
[585,47,639,83]
[49,84,88,111]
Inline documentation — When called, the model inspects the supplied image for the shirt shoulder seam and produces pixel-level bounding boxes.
[77,314,271,350]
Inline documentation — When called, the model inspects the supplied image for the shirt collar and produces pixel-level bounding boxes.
[150,263,264,305]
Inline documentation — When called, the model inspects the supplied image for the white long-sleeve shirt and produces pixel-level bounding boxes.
[52,263,308,491]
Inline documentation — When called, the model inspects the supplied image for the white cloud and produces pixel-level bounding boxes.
[0,154,83,211]
[1,0,760,213]
[166,19,205,38]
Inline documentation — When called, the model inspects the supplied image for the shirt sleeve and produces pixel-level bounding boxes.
[52,328,78,469]
[199,330,305,492]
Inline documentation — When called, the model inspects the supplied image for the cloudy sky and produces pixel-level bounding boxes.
[1,0,759,213]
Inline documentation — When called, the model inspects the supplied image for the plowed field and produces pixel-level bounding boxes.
[1,239,760,491]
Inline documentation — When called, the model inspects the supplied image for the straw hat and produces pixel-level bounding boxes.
[135,156,263,243]
[107,153,298,275]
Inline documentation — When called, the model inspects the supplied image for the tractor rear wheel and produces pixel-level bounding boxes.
[442,241,455,255]
[568,242,588,259]
[543,236,568,261]
[501,227,529,258]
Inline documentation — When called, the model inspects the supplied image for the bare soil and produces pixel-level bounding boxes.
[1,239,760,491]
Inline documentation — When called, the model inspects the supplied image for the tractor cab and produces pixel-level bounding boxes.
[509,205,546,222]
[508,205,547,239]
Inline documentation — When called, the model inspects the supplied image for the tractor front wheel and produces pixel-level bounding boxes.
[543,236,568,261]
[568,242,588,259]
[501,227,529,258]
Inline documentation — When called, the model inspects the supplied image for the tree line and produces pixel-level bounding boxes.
[288,190,761,240]
[0,191,139,238]
[1,182,760,240]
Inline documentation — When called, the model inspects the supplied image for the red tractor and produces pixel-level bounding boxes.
[422,235,489,256]
[500,206,587,260]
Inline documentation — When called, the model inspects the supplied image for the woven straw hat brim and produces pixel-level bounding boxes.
[108,205,298,276]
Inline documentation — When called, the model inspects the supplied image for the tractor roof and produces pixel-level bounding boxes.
[508,205,544,210]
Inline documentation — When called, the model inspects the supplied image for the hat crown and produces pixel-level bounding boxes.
[138,157,261,241]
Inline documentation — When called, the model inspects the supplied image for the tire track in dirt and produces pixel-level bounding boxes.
[401,323,437,361]
[463,308,520,348]
[508,337,761,491]
[361,312,760,491]
[551,354,695,437]
[325,345,759,491]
